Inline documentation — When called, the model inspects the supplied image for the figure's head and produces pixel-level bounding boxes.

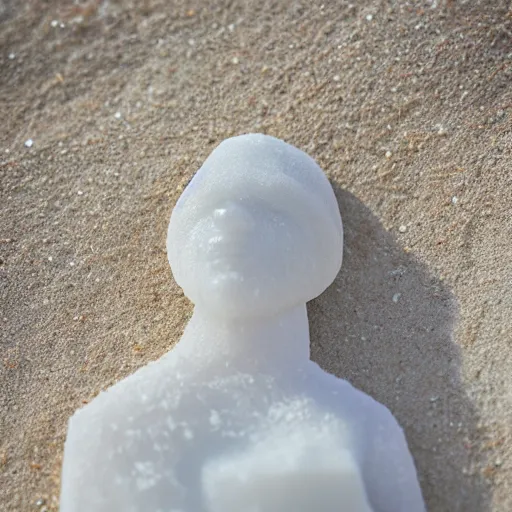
[167,134,343,320]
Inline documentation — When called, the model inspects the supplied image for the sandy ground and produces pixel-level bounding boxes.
[0,0,511,510]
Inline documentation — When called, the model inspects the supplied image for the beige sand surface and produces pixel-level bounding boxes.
[1,1,511,510]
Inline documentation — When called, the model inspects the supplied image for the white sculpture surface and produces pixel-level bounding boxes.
[60,134,425,512]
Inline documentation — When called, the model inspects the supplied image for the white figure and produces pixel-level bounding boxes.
[60,134,425,512]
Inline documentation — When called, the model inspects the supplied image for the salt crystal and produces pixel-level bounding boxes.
[366,14,373,21]
[24,139,34,148]
[452,196,458,205]
[399,225,407,233]
[393,293,402,303]
[114,112,122,119]
[51,20,59,27]
[8,52,16,60]
[60,134,425,512]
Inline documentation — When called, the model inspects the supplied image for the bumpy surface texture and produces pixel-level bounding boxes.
[60,135,424,511]
[1,1,511,511]
[167,134,343,318]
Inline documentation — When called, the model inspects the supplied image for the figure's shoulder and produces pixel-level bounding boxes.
[70,353,192,430]
[304,363,380,417]
[309,366,408,448]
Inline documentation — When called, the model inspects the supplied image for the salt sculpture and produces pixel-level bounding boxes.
[60,134,425,512]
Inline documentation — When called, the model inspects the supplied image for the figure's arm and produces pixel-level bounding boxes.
[362,403,426,512]
[202,419,376,512]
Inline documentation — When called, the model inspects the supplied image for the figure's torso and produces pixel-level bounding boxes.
[60,349,375,512]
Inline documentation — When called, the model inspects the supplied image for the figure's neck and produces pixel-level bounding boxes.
[180,304,311,371]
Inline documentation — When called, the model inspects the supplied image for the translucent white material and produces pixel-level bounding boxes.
[60,134,425,512]
[167,133,343,320]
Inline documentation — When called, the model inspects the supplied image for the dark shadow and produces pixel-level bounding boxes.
[308,187,491,512]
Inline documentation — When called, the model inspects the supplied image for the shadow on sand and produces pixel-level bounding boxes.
[308,187,491,512]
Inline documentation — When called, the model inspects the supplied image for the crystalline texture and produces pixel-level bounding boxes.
[60,134,425,512]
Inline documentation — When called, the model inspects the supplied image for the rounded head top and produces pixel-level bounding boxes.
[167,133,343,319]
